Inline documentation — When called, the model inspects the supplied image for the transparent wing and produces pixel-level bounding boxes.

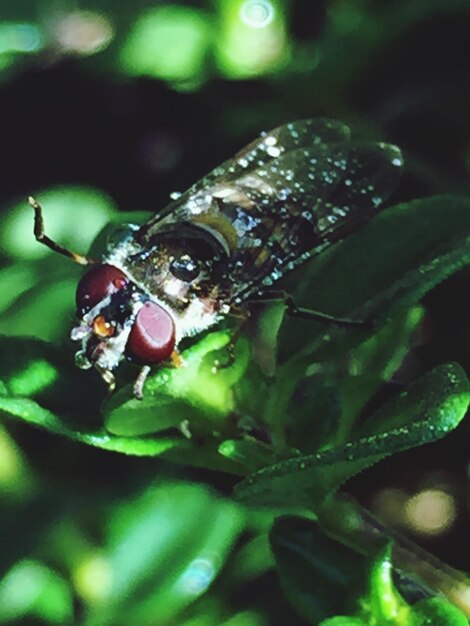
[137,118,351,235]
[237,141,404,300]
[134,119,403,304]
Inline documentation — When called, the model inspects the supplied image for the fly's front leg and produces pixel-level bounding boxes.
[29,196,92,265]
[95,366,116,393]
[133,365,151,400]
[252,290,372,329]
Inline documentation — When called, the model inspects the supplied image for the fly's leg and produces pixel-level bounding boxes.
[213,307,249,371]
[252,290,372,329]
[96,366,116,393]
[133,365,151,400]
[29,196,92,265]
[133,352,183,400]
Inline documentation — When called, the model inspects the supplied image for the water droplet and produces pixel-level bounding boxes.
[266,145,281,158]
[177,557,216,596]
[75,351,92,370]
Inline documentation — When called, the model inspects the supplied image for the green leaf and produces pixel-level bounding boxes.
[0,336,103,419]
[0,394,180,456]
[354,361,469,441]
[85,482,244,626]
[1,186,115,261]
[261,305,424,452]
[0,262,37,315]
[279,195,470,363]
[329,306,425,445]
[119,6,212,84]
[0,333,254,461]
[367,542,409,624]
[281,370,344,454]
[0,560,73,624]
[411,597,468,626]
[270,516,467,626]
[105,331,251,437]
[235,363,470,507]
[0,336,180,456]
[319,618,367,626]
[218,438,296,473]
[0,274,78,342]
[270,516,368,624]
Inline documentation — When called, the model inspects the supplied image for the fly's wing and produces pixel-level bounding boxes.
[233,140,404,301]
[136,118,351,237]
[135,119,403,304]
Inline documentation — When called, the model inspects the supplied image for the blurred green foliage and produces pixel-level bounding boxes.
[2,1,470,625]
[271,518,469,625]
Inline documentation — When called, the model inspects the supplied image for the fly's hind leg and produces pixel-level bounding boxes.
[252,290,373,329]
[213,306,249,372]
[29,196,92,265]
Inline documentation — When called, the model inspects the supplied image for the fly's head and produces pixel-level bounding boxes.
[71,263,177,374]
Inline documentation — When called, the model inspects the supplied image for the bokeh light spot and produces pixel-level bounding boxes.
[240,1,275,28]
[73,554,113,604]
[120,7,211,85]
[216,0,288,78]
[404,488,457,536]
[178,557,217,596]
[0,23,42,54]
[370,487,409,526]
[53,11,113,56]
[0,425,32,497]
[0,560,71,623]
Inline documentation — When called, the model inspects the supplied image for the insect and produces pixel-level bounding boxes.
[30,118,403,399]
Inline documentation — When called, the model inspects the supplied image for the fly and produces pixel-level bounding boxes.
[30,118,403,398]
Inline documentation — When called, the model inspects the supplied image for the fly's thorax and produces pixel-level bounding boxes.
[170,294,223,341]
[120,220,233,309]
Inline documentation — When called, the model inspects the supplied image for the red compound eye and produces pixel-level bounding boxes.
[76,264,128,315]
[126,301,176,365]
